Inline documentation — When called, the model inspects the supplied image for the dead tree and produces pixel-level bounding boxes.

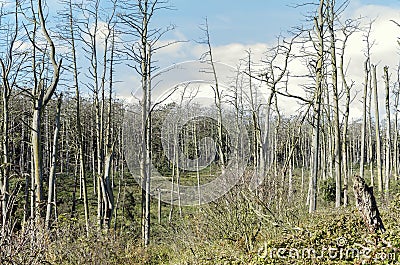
[353,175,385,233]
[383,66,391,193]
[45,93,62,229]
[0,0,23,227]
[309,0,325,213]
[118,0,174,246]
[372,65,384,193]
[29,0,63,221]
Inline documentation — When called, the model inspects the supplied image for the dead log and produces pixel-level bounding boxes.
[353,175,385,233]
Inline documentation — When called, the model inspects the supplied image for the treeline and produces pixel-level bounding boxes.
[0,92,126,223]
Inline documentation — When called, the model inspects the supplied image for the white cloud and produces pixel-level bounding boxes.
[343,4,400,120]
[116,40,270,103]
[115,3,400,124]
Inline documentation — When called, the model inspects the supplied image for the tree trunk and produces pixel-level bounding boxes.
[204,20,225,170]
[360,60,369,180]
[309,0,324,213]
[394,67,400,181]
[31,106,43,220]
[67,0,89,234]
[353,175,385,233]
[45,94,62,229]
[1,82,10,227]
[339,33,352,206]
[30,0,63,224]
[103,147,115,228]
[372,64,384,193]
[384,66,391,193]
[328,2,341,207]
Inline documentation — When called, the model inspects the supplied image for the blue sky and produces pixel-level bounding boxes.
[154,0,400,45]
[40,0,400,118]
[143,0,400,118]
[155,0,302,45]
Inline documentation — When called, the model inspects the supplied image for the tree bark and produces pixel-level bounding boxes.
[309,0,324,213]
[328,1,341,207]
[384,66,391,193]
[30,0,63,223]
[67,0,90,234]
[45,94,62,229]
[372,64,384,193]
[353,175,385,233]
[360,60,369,180]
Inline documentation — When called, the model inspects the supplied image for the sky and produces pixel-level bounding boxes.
[154,0,400,45]
[154,0,303,45]
[136,0,400,120]
[39,0,400,120]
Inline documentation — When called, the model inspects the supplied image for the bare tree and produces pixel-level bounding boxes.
[57,0,91,234]
[372,64,383,193]
[259,35,298,179]
[78,0,117,228]
[28,0,62,222]
[0,0,23,227]
[67,0,89,233]
[201,18,226,170]
[327,0,342,207]
[339,19,357,207]
[360,59,368,180]
[45,94,62,229]
[394,65,400,181]
[118,0,173,246]
[384,66,391,193]
[309,0,325,213]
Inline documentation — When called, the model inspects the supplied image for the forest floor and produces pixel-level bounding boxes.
[3,169,400,264]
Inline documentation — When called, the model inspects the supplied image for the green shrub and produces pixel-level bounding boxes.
[321,177,336,202]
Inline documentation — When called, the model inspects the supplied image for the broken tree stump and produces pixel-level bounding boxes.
[353,175,385,233]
